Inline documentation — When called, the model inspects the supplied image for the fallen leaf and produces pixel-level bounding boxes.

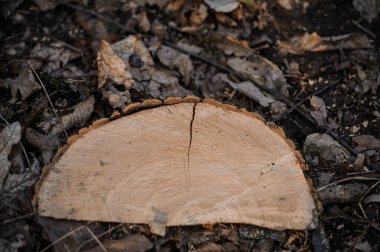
[278,0,294,10]
[50,96,95,135]
[190,4,208,26]
[136,11,151,32]
[25,128,61,164]
[310,95,327,127]
[89,235,153,252]
[0,122,22,189]
[205,0,240,13]
[157,45,193,85]
[304,133,350,168]
[227,56,288,96]
[217,36,252,57]
[177,41,203,54]
[352,135,380,152]
[97,40,134,89]
[4,157,41,193]
[101,86,131,109]
[34,0,58,11]
[77,15,109,41]
[0,68,41,103]
[221,75,275,107]
[30,43,80,73]
[193,243,225,252]
[353,0,380,22]
[277,33,371,54]
[215,13,237,26]
[364,194,380,204]
[354,241,374,252]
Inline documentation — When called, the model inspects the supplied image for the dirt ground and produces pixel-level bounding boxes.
[1,0,379,251]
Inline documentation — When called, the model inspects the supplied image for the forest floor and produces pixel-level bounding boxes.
[0,0,379,251]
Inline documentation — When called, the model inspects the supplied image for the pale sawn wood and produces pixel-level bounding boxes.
[35,99,318,230]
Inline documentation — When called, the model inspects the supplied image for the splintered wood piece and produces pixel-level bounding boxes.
[35,99,318,230]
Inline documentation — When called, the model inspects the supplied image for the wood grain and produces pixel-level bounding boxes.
[35,99,318,230]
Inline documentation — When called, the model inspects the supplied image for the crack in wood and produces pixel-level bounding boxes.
[185,102,197,191]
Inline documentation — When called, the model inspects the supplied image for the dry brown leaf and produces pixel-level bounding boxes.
[25,127,61,164]
[221,75,275,107]
[304,133,350,168]
[352,135,380,152]
[0,68,41,104]
[177,41,203,54]
[353,0,380,22]
[157,45,193,85]
[310,95,327,127]
[4,157,41,193]
[97,40,134,89]
[227,56,288,96]
[30,43,80,73]
[34,0,58,11]
[50,96,95,135]
[217,36,252,57]
[101,87,131,109]
[190,4,208,26]
[111,36,154,67]
[0,122,21,189]
[277,32,371,54]
[215,13,237,26]
[136,11,151,32]
[166,0,185,11]
[88,235,153,252]
[76,15,109,41]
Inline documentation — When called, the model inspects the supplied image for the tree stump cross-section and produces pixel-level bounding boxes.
[34,98,318,232]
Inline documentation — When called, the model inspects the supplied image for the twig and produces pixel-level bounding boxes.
[351,20,376,38]
[28,60,69,139]
[317,177,380,192]
[0,114,31,167]
[41,225,85,252]
[84,227,108,252]
[358,179,380,218]
[274,78,342,122]
[1,211,38,225]
[76,224,124,252]
[39,25,89,69]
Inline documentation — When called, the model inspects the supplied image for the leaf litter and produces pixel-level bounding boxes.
[1,0,380,251]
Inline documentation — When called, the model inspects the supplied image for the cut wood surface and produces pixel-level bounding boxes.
[35,98,318,231]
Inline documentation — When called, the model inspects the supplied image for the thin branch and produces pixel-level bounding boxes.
[351,20,376,38]
[274,78,342,122]
[28,60,69,139]
[84,227,108,252]
[317,177,380,192]
[76,224,124,252]
[41,226,85,252]
[1,211,38,225]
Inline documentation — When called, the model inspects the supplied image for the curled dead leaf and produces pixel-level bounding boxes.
[97,40,134,89]
[0,68,41,103]
[227,56,288,96]
[50,96,95,135]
